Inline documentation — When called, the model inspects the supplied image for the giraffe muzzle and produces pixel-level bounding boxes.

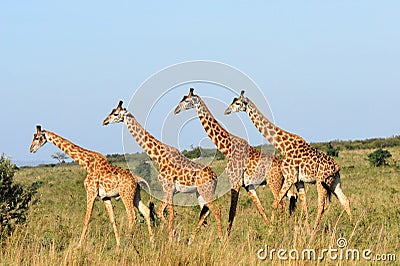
[173,105,181,115]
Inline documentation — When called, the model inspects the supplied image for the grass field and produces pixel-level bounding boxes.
[1,146,400,265]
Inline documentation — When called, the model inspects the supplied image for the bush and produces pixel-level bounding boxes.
[215,149,225,160]
[327,143,339,157]
[134,160,151,179]
[182,146,226,160]
[367,148,392,167]
[182,147,202,159]
[0,155,40,238]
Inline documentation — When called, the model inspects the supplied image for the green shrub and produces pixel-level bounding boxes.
[214,149,225,160]
[182,146,226,160]
[182,147,202,159]
[367,148,392,167]
[0,155,40,238]
[134,160,151,179]
[327,143,339,157]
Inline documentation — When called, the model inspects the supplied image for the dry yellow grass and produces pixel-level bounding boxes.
[1,147,399,265]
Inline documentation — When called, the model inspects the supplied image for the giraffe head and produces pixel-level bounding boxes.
[174,88,200,114]
[30,125,47,153]
[102,100,128,126]
[224,90,249,115]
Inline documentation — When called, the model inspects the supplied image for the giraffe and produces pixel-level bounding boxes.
[29,125,154,247]
[225,91,352,234]
[102,101,222,242]
[174,88,300,236]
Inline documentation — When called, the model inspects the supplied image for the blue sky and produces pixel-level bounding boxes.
[1,1,399,165]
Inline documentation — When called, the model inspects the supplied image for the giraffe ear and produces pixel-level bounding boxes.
[36,125,42,133]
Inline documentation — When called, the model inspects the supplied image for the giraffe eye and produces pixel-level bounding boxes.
[113,113,119,116]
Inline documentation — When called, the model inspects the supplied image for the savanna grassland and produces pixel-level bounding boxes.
[1,143,400,265]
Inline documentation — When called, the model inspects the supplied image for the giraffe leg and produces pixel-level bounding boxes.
[119,185,137,238]
[78,186,97,247]
[226,182,241,237]
[156,201,168,224]
[207,201,222,240]
[189,185,222,244]
[265,161,286,212]
[334,186,352,220]
[102,198,121,246]
[271,162,299,222]
[271,178,295,223]
[167,203,175,241]
[330,178,352,222]
[159,185,175,241]
[295,181,311,234]
[196,192,210,227]
[133,186,154,242]
[157,182,174,226]
[245,185,270,225]
[265,177,286,211]
[312,181,329,235]
[188,201,222,244]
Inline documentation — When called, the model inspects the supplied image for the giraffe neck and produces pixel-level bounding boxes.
[246,99,305,157]
[124,112,164,164]
[44,131,100,171]
[195,98,231,156]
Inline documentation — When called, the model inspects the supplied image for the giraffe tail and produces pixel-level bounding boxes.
[321,182,332,202]
[287,190,298,215]
[137,176,156,222]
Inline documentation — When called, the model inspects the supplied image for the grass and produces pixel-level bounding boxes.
[1,147,400,265]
